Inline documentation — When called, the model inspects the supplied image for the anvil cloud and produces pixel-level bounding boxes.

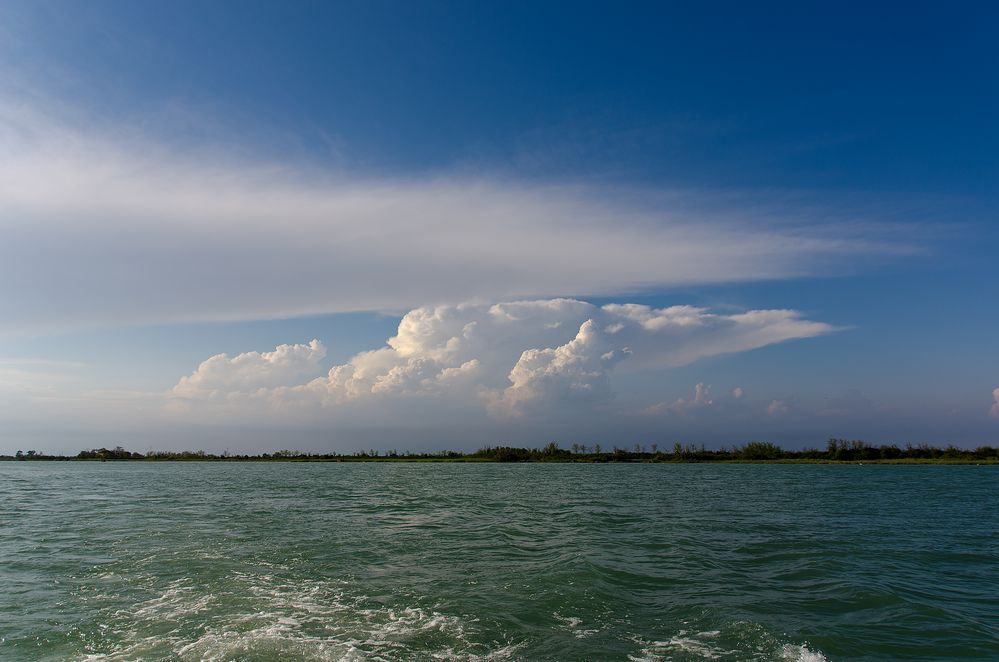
[0,101,898,335]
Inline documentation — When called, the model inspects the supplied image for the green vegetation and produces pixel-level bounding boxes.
[1,439,996,463]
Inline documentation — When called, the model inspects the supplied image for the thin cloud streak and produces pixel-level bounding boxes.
[0,100,909,335]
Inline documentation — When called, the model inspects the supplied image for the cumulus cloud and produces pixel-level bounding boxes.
[172,340,326,399]
[171,298,834,419]
[0,100,909,335]
[991,388,999,419]
[490,319,627,417]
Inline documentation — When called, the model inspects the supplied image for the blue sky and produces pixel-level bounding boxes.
[1,1,997,453]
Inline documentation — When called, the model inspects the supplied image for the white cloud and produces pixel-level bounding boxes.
[991,388,999,419]
[767,399,791,416]
[172,340,326,399]
[0,100,908,335]
[489,319,626,418]
[0,359,85,399]
[171,298,834,420]
[642,382,714,415]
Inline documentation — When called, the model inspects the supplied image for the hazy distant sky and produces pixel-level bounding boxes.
[1,1,997,453]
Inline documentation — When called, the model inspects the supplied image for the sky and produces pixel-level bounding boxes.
[1,1,997,454]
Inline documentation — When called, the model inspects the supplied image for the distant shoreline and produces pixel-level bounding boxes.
[2,457,994,464]
[3,440,997,464]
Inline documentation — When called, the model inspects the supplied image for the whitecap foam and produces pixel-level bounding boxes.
[79,572,522,661]
[553,612,600,639]
[626,624,828,662]
[632,635,735,660]
[780,643,828,662]
[128,579,215,620]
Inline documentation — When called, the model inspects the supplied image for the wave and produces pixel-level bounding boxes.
[74,571,826,661]
[77,573,524,661]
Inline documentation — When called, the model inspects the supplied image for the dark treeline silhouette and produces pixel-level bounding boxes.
[1,439,996,463]
[472,440,997,462]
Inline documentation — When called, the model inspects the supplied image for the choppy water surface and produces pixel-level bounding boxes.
[0,463,996,661]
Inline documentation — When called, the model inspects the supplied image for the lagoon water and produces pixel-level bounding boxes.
[0,462,996,661]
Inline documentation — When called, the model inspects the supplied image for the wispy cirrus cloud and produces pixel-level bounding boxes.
[0,99,912,335]
[0,358,87,396]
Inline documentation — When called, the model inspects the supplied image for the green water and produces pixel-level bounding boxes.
[0,463,995,661]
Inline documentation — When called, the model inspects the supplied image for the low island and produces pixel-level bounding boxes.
[3,440,996,464]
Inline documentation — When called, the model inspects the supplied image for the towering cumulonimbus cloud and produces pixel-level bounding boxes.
[171,299,835,419]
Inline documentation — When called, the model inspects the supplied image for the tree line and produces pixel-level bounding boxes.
[2,439,997,462]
